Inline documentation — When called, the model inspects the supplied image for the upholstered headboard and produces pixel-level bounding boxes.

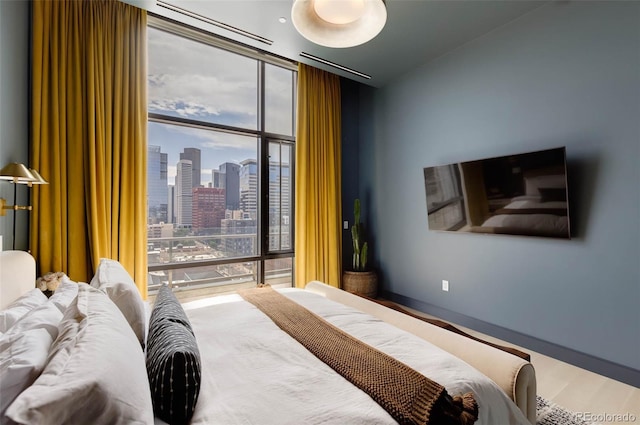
[0,251,37,309]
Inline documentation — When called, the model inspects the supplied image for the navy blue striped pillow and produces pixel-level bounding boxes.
[146,286,201,425]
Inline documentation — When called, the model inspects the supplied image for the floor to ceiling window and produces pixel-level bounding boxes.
[146,17,296,299]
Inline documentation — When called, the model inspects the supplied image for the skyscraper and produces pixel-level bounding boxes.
[176,159,193,226]
[167,184,175,224]
[221,217,256,256]
[147,145,168,223]
[240,159,258,219]
[219,162,240,211]
[180,147,201,189]
[212,169,224,189]
[268,160,291,250]
[192,187,226,233]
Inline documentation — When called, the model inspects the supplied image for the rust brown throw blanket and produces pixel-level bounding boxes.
[238,286,478,425]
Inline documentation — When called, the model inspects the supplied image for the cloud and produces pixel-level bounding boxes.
[148,26,294,135]
[149,73,256,118]
[148,27,259,124]
[147,25,295,180]
[164,125,257,151]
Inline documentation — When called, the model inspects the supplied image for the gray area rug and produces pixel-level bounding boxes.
[537,396,595,425]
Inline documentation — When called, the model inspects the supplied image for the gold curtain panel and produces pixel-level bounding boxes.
[31,0,148,297]
[294,64,342,288]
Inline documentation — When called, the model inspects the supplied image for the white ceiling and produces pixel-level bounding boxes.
[148,0,546,87]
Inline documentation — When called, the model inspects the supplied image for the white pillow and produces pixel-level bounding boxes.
[524,174,566,196]
[0,303,63,417]
[6,284,153,425]
[48,275,79,313]
[90,258,146,346]
[0,289,47,333]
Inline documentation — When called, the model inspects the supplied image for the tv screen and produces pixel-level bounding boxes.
[423,147,570,239]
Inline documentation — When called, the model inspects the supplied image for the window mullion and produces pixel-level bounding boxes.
[258,61,266,284]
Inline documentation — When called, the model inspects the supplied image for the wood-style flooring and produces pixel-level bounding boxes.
[399,305,640,425]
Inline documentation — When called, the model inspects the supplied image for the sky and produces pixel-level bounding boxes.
[147,26,294,185]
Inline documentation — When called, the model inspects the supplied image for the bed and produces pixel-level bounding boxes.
[474,173,569,238]
[1,251,536,425]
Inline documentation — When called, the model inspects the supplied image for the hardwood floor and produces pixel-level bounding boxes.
[531,351,640,424]
[398,305,640,425]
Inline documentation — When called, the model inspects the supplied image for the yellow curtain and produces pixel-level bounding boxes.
[31,0,148,297]
[295,64,342,288]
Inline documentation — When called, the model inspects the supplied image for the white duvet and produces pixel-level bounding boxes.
[481,195,569,236]
[176,289,530,425]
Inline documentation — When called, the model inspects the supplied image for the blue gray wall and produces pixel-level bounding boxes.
[341,78,362,269]
[351,2,639,383]
[0,0,30,251]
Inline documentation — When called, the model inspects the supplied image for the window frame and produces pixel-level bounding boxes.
[146,15,297,291]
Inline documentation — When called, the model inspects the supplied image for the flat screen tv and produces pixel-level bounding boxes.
[423,147,570,239]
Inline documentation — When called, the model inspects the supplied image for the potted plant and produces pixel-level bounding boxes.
[342,198,378,298]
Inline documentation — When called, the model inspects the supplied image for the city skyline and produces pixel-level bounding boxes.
[149,145,289,230]
[149,122,257,187]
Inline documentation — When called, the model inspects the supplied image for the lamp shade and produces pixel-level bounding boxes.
[28,169,48,185]
[292,0,387,48]
[0,163,36,183]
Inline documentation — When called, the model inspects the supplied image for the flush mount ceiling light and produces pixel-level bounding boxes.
[291,0,387,48]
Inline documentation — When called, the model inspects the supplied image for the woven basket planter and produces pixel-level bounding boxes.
[342,270,378,299]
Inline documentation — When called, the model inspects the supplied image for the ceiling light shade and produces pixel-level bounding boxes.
[314,0,365,25]
[291,0,387,48]
[0,163,36,183]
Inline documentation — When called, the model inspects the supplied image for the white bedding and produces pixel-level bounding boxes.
[179,288,530,425]
[481,195,569,237]
[482,213,568,233]
[502,195,567,210]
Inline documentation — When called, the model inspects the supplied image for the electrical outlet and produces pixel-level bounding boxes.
[343,220,349,230]
[442,280,449,292]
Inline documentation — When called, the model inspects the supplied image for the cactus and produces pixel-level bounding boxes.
[351,199,369,272]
